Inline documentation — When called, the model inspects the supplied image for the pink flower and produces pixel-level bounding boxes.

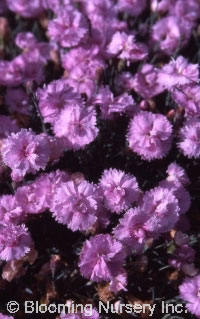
[37,79,81,123]
[151,16,189,55]
[95,86,135,119]
[166,163,189,186]
[113,207,148,254]
[116,0,147,16]
[109,271,127,292]
[171,84,200,117]
[132,64,165,99]
[179,275,200,317]
[48,9,89,47]
[0,116,20,139]
[79,234,126,282]
[179,119,200,158]
[1,129,50,181]
[140,187,180,234]
[158,56,199,90]
[53,105,98,150]
[0,224,32,261]
[99,168,140,213]
[5,88,32,115]
[0,195,23,224]
[6,0,44,18]
[51,180,101,232]
[169,245,195,270]
[107,32,148,65]
[127,111,172,160]
[0,314,13,319]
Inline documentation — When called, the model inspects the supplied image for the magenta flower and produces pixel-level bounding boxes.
[113,207,148,254]
[6,0,44,18]
[109,271,127,292]
[0,195,23,225]
[99,168,140,213]
[116,0,147,16]
[0,116,19,139]
[171,84,200,117]
[51,180,101,232]
[179,119,200,158]
[127,111,172,160]
[166,163,189,186]
[179,275,200,317]
[37,79,81,123]
[53,105,98,150]
[140,187,180,234]
[48,9,89,47]
[79,234,126,282]
[0,224,32,261]
[95,86,135,119]
[132,64,165,99]
[158,56,199,90]
[151,16,187,55]
[1,129,50,181]
[107,32,148,65]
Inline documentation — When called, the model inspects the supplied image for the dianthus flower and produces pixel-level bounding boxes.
[0,116,19,139]
[166,163,189,186]
[0,195,23,225]
[113,207,149,254]
[151,16,189,56]
[6,0,44,18]
[37,79,81,123]
[5,88,32,115]
[179,275,200,317]
[95,86,135,119]
[159,180,191,215]
[99,168,140,213]
[51,180,102,232]
[158,56,199,90]
[15,183,47,215]
[0,224,32,261]
[79,234,126,282]
[33,170,70,211]
[127,111,172,160]
[109,271,127,292]
[179,119,200,158]
[171,84,200,117]
[132,64,165,99]
[116,0,147,16]
[140,187,180,234]
[53,104,98,150]
[1,129,50,181]
[48,9,89,48]
[107,32,148,65]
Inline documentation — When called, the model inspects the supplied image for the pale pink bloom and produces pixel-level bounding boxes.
[51,180,101,232]
[107,32,148,65]
[132,64,165,99]
[179,119,200,158]
[99,168,140,213]
[1,129,50,181]
[48,9,89,47]
[0,224,32,261]
[179,275,200,317]
[53,105,98,150]
[158,56,199,90]
[127,111,172,160]
[79,234,126,282]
